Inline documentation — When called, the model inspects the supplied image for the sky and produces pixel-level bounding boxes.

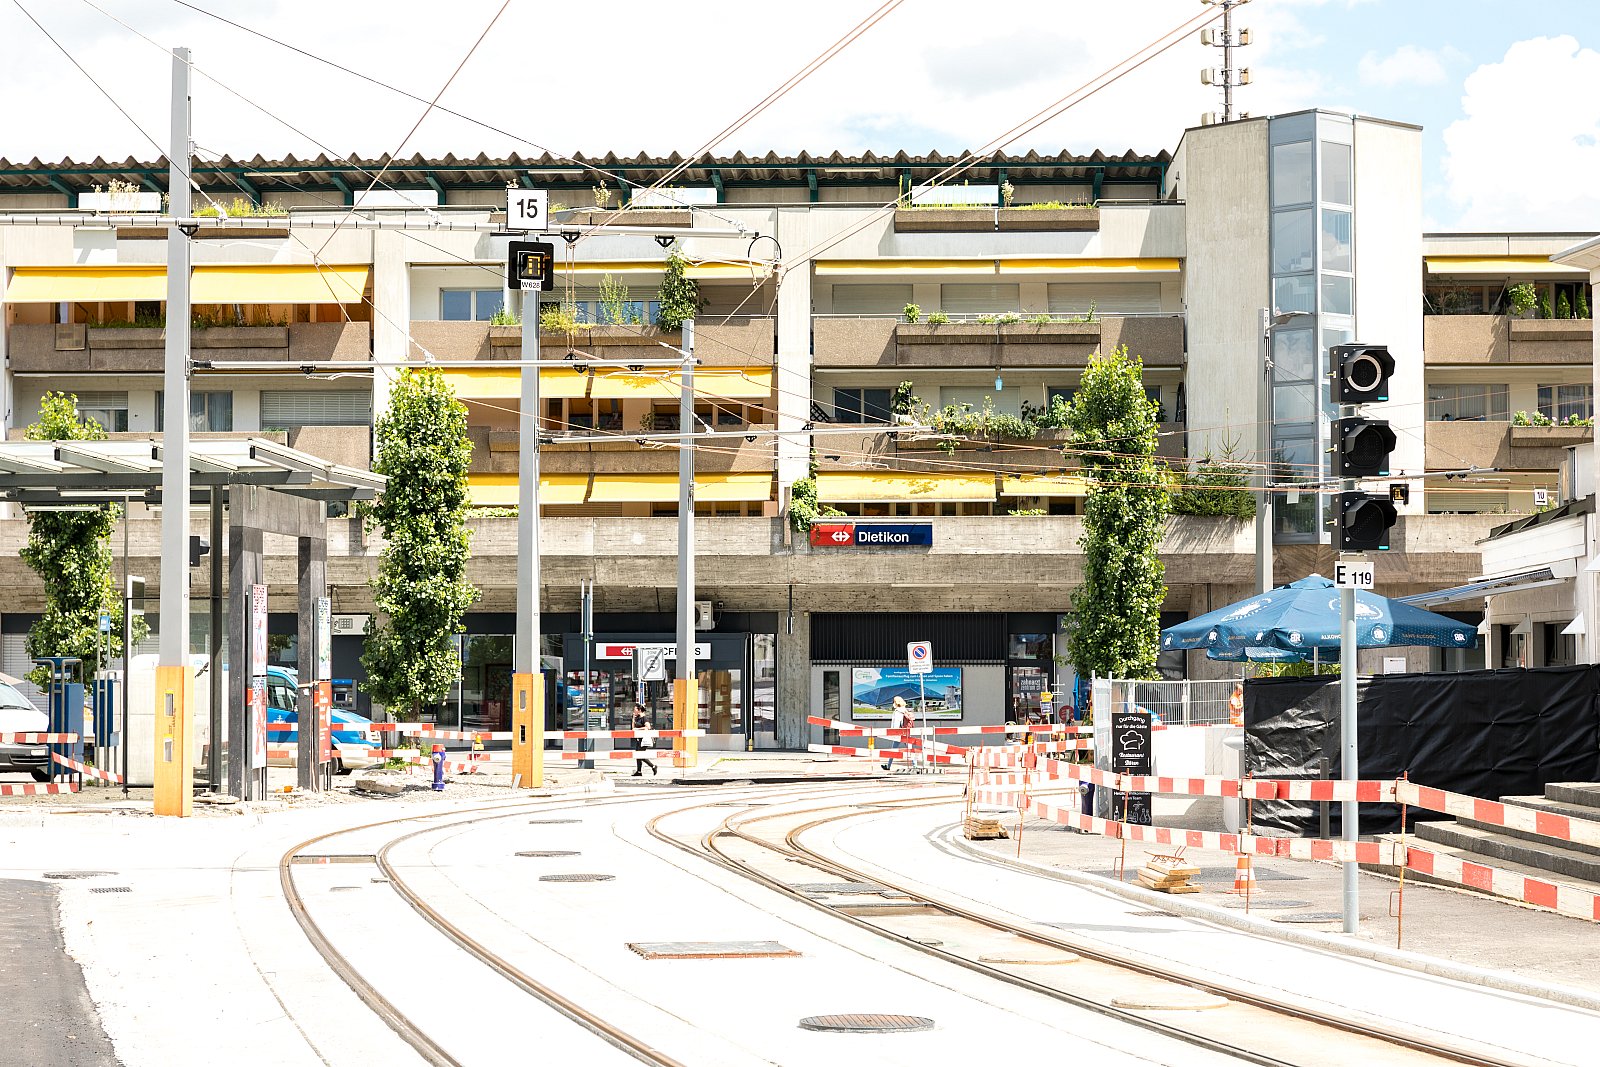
[0,1,1595,232]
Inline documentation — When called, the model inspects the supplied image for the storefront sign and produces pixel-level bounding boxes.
[851,666,963,721]
[809,522,933,547]
[595,642,710,661]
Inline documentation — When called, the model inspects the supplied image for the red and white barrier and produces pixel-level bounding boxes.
[808,744,905,759]
[1405,845,1600,922]
[1396,782,1600,852]
[546,729,705,740]
[50,753,123,785]
[0,733,79,743]
[0,782,80,796]
[555,749,686,761]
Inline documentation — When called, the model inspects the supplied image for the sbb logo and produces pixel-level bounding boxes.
[810,522,856,546]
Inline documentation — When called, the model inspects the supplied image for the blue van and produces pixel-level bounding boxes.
[263,666,380,774]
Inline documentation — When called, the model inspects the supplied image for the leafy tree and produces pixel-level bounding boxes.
[1063,345,1168,679]
[1169,448,1257,519]
[655,248,702,331]
[21,394,146,684]
[360,370,480,719]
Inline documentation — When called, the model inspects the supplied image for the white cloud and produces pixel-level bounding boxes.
[1357,45,1458,88]
[1441,36,1600,230]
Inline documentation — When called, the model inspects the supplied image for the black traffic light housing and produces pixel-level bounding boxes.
[1333,417,1398,477]
[1333,491,1397,551]
[1331,343,1395,403]
[188,534,210,568]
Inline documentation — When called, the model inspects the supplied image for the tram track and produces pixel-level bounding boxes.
[647,782,1557,1067]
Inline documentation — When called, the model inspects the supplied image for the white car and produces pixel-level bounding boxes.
[0,681,52,782]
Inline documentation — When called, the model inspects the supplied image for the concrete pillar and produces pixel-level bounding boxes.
[776,600,810,749]
[295,535,327,790]
[227,523,264,800]
[774,211,814,494]
[370,229,410,425]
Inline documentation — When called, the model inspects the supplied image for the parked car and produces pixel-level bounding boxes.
[0,680,52,782]
[263,667,380,775]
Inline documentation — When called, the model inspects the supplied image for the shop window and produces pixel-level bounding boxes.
[1009,633,1052,659]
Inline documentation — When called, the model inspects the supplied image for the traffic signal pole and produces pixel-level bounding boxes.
[674,321,698,769]
[1339,396,1359,935]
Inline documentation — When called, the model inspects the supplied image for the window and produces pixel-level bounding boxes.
[832,387,892,423]
[1539,384,1594,423]
[831,283,913,316]
[440,289,505,321]
[1144,386,1166,423]
[1272,328,1315,381]
[1047,386,1076,407]
[1426,384,1509,422]
[1273,275,1314,315]
[1320,141,1352,205]
[939,283,1020,316]
[259,390,372,427]
[156,391,234,432]
[1320,274,1353,316]
[1321,210,1352,272]
[1271,141,1313,205]
[1009,633,1051,659]
[69,392,129,433]
[1271,209,1314,274]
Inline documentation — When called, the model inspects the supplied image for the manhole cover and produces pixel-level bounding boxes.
[1272,911,1345,924]
[629,941,799,959]
[43,871,113,880]
[539,873,615,883]
[517,850,580,858]
[528,819,581,825]
[799,1014,935,1033]
[290,855,377,865]
[88,886,132,894]
[1220,899,1314,910]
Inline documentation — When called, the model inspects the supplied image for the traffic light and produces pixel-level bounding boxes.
[1333,417,1398,477]
[188,534,210,568]
[1334,492,1397,551]
[1331,343,1394,403]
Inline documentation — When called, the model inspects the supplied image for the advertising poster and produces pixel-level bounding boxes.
[314,681,333,764]
[851,667,963,721]
[250,584,269,770]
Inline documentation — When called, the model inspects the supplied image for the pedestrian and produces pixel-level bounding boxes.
[882,695,912,771]
[631,703,658,777]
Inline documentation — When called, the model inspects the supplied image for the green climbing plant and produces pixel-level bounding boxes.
[655,248,702,331]
[360,370,481,720]
[21,393,147,684]
[1062,345,1168,679]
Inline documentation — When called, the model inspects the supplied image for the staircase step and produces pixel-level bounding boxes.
[1546,783,1600,811]
[1375,832,1600,902]
[1472,797,1600,860]
[1412,820,1600,884]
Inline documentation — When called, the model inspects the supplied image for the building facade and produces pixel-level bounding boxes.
[0,111,1592,748]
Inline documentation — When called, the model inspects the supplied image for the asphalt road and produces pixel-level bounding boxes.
[0,879,121,1066]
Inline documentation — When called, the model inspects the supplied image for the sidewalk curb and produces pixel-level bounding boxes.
[945,824,1600,1016]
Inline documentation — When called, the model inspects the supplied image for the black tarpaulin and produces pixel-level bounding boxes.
[1244,666,1600,835]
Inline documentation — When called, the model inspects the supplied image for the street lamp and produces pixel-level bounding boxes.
[1256,309,1312,595]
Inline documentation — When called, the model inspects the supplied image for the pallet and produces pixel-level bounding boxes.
[1138,854,1200,894]
[963,814,1010,840]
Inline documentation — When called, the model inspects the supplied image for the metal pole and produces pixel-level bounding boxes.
[579,580,593,770]
[1255,307,1273,595]
[121,497,131,799]
[1221,0,1234,120]
[514,289,540,676]
[1340,584,1359,933]
[159,47,192,668]
[208,486,223,793]
[676,320,697,760]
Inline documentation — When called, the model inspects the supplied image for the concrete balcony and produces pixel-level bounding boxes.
[467,426,776,475]
[813,315,1183,369]
[408,318,773,367]
[9,321,371,373]
[1425,315,1594,365]
[1424,420,1593,472]
[891,206,1101,233]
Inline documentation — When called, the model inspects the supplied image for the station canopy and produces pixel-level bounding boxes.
[0,437,382,507]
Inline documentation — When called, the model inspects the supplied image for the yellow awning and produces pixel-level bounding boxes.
[1424,256,1587,277]
[4,264,371,303]
[439,366,590,400]
[467,473,589,506]
[816,260,998,276]
[1001,474,1089,497]
[695,473,774,502]
[996,258,1181,274]
[816,472,996,503]
[589,367,772,400]
[552,261,662,276]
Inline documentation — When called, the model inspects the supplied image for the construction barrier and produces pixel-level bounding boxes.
[50,752,123,785]
[0,782,80,796]
[1403,844,1600,922]
[554,749,687,761]
[1395,781,1600,851]
[0,732,80,744]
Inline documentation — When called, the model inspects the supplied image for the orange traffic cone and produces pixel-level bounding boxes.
[1228,852,1259,895]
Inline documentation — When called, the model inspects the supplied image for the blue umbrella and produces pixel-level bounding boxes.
[1163,574,1478,658]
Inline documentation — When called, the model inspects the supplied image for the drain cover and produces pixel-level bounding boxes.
[1220,899,1313,910]
[799,1014,934,1034]
[528,819,581,825]
[1271,911,1345,924]
[539,873,615,883]
[88,886,132,894]
[43,871,113,880]
[517,850,580,858]
[629,941,799,959]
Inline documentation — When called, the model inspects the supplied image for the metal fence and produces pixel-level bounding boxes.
[1093,677,1241,726]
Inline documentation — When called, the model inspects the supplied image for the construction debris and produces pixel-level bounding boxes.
[963,811,1010,840]
[1137,852,1201,894]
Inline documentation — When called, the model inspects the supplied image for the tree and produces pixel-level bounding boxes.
[1063,345,1169,679]
[1168,447,1257,519]
[655,248,702,331]
[21,393,146,684]
[360,370,479,720]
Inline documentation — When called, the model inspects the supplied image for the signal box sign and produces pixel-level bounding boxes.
[508,240,555,293]
[809,522,933,547]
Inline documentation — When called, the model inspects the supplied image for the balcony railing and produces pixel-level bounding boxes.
[9,321,371,373]
[409,317,774,366]
[1424,314,1593,364]
[1423,419,1593,472]
[813,315,1183,368]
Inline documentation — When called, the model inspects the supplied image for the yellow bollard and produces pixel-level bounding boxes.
[153,665,192,818]
[511,672,544,790]
[673,676,699,769]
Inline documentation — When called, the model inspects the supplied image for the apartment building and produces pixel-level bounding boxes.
[0,110,1592,749]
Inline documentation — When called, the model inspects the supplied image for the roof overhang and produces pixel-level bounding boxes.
[1554,233,1600,272]
[1395,566,1568,608]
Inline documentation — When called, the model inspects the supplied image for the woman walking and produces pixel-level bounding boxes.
[631,702,658,777]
